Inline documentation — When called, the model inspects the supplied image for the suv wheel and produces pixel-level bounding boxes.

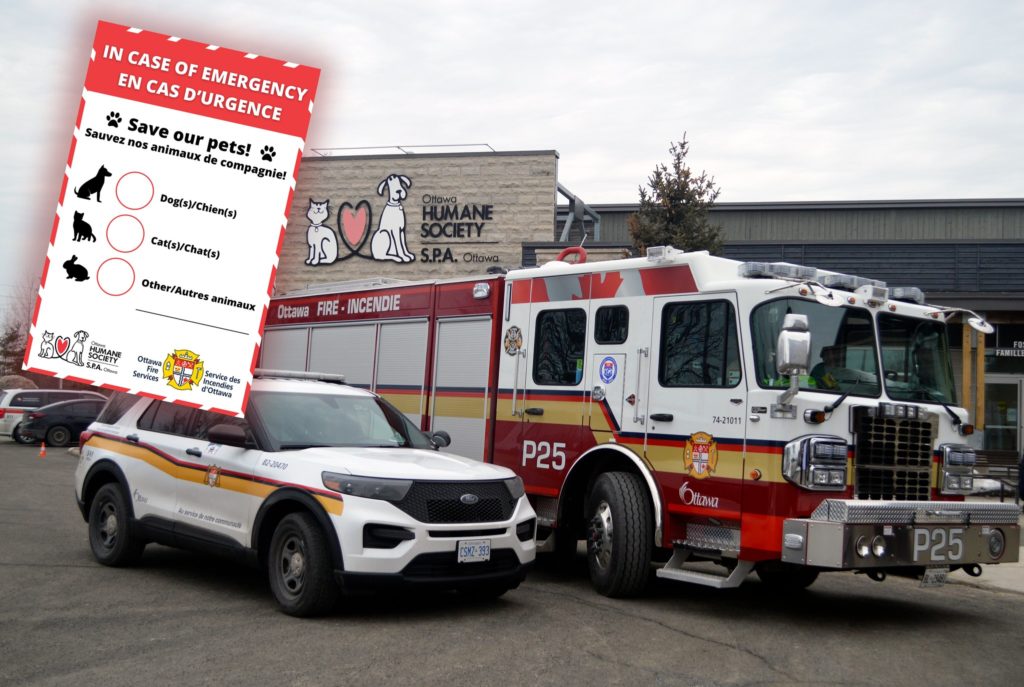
[88,483,144,566]
[268,512,339,617]
[46,425,72,447]
[12,423,34,445]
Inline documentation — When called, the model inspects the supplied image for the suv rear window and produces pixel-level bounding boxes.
[96,393,140,425]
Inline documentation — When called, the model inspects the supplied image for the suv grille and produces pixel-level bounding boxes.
[402,550,521,579]
[853,409,935,500]
[394,481,515,523]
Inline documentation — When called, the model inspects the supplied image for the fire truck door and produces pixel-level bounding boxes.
[517,305,590,494]
[646,295,746,514]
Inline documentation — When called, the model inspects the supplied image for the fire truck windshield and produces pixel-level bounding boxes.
[878,314,957,404]
[751,298,881,397]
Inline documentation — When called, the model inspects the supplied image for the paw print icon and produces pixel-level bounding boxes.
[260,145,276,162]
[107,112,122,128]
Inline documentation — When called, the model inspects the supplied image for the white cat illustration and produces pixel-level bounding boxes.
[38,331,55,358]
[305,199,338,266]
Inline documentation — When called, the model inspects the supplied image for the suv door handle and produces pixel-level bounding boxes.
[126,434,139,443]
[649,413,674,422]
[186,448,202,458]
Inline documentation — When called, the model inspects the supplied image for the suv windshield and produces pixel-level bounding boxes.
[251,391,433,450]
[878,314,957,403]
[751,298,881,397]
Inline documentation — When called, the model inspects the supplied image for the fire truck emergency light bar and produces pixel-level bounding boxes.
[739,262,928,305]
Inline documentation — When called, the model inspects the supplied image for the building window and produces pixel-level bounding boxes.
[534,308,587,386]
[659,301,741,388]
[594,306,629,345]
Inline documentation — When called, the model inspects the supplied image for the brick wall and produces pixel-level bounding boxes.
[275,151,558,294]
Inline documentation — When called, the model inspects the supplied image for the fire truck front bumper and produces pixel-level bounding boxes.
[781,500,1020,569]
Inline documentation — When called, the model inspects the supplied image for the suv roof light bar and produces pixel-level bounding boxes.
[253,368,346,384]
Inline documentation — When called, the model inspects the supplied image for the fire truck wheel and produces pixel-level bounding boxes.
[268,512,339,617]
[755,561,819,591]
[586,471,653,597]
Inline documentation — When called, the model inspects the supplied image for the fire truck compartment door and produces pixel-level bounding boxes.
[647,295,746,489]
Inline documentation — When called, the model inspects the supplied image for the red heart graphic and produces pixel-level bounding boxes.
[55,336,71,357]
[338,201,372,252]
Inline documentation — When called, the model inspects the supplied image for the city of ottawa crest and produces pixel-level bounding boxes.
[683,432,718,480]
[163,349,204,391]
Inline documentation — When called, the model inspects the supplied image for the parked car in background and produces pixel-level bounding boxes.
[19,398,108,447]
[0,389,107,444]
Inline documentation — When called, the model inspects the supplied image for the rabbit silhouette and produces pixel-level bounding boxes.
[63,255,90,281]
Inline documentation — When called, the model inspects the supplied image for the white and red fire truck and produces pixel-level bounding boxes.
[262,246,1020,596]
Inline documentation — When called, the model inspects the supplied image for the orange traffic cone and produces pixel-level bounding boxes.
[38,442,46,459]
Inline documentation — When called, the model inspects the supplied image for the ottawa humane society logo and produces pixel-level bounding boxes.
[162,349,204,390]
[37,329,90,367]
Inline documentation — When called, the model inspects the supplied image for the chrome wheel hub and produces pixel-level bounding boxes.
[588,500,613,570]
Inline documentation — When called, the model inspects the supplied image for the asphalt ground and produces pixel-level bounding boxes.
[1,441,1022,687]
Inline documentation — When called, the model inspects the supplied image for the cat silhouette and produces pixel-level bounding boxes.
[73,211,96,242]
[305,198,338,266]
[63,255,90,281]
[38,331,55,358]
[74,165,111,202]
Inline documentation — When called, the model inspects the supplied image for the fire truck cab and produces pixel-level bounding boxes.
[264,246,1020,596]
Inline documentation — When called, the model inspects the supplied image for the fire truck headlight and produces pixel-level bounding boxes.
[856,536,870,558]
[871,535,888,558]
[783,436,848,491]
[988,530,1006,559]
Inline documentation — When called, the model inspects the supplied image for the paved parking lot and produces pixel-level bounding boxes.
[1,440,1022,687]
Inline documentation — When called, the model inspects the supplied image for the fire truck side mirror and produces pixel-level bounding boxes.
[776,314,811,376]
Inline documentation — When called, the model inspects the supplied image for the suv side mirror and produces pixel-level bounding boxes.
[430,430,451,449]
[208,423,248,448]
[776,314,811,375]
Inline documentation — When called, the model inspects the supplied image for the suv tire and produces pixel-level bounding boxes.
[12,423,34,445]
[268,512,339,617]
[88,483,144,566]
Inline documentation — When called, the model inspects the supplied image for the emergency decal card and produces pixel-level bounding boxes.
[24,20,320,415]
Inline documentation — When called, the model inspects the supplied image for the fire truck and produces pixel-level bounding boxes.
[262,246,1020,596]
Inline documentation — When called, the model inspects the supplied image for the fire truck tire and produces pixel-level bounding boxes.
[268,512,340,617]
[586,471,653,597]
[755,562,819,591]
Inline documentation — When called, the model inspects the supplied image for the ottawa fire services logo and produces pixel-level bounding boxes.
[205,466,221,488]
[503,326,523,356]
[683,431,718,480]
[162,349,204,391]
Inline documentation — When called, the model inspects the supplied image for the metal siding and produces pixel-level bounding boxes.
[431,317,493,460]
[260,328,308,371]
[721,242,1024,293]
[308,324,376,386]
[376,321,428,387]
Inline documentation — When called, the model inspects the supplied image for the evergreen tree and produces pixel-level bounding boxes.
[628,135,724,255]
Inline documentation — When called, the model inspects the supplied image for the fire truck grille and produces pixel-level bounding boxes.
[853,411,935,501]
[394,481,515,524]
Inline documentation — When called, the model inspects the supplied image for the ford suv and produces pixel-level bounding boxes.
[74,369,536,616]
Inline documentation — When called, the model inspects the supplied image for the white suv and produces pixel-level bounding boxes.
[74,370,536,616]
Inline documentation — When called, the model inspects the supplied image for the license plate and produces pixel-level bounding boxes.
[920,566,950,588]
[912,527,966,563]
[457,539,491,563]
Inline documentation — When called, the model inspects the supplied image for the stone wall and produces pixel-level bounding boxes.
[274,150,558,294]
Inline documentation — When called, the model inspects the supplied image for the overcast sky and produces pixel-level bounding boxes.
[1,0,1022,301]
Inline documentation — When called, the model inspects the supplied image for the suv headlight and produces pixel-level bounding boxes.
[940,444,976,495]
[782,436,848,491]
[504,476,525,500]
[322,472,413,502]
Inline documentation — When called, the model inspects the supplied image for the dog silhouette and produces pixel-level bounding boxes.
[74,165,112,202]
